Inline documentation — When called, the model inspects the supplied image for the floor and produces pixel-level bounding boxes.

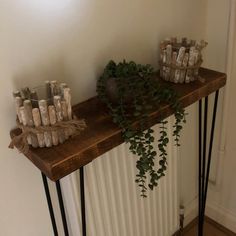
[182,218,236,236]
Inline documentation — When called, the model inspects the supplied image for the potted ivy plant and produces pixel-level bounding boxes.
[97,60,186,197]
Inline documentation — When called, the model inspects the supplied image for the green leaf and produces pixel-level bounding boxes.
[134,111,141,117]
[135,105,142,111]
[125,131,134,138]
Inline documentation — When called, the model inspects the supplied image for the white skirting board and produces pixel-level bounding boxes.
[183,198,236,233]
[61,117,180,236]
[206,202,236,233]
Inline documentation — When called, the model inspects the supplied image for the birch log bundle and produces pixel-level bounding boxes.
[12,81,78,149]
[159,37,208,83]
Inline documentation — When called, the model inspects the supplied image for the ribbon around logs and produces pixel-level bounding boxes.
[9,116,87,154]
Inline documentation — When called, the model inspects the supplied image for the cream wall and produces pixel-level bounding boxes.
[179,0,230,204]
[0,0,210,235]
[180,0,236,233]
[205,0,236,231]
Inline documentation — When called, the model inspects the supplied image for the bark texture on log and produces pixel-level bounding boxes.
[61,100,69,139]
[23,100,38,148]
[174,47,186,83]
[180,53,189,83]
[53,96,63,121]
[165,44,172,81]
[32,108,45,147]
[63,88,72,120]
[48,105,59,146]
[19,107,31,145]
[170,52,177,82]
[53,96,65,143]
[13,90,21,98]
[50,81,59,96]
[21,87,31,100]
[186,46,196,83]
[39,100,52,147]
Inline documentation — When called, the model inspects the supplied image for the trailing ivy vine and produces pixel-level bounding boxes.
[97,60,186,197]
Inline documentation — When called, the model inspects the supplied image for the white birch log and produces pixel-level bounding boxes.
[13,90,21,98]
[170,52,177,82]
[159,41,165,78]
[19,107,31,145]
[185,46,195,83]
[165,44,172,81]
[53,96,63,121]
[53,96,65,143]
[60,83,67,98]
[48,105,59,146]
[171,37,177,45]
[23,100,34,127]
[174,47,186,83]
[32,108,45,147]
[162,49,167,80]
[196,40,208,51]
[180,53,189,83]
[50,81,59,96]
[15,97,23,123]
[63,88,72,120]
[61,100,69,121]
[60,83,67,89]
[21,87,31,100]
[160,53,164,77]
[192,49,200,81]
[39,100,52,147]
[192,40,207,81]
[24,100,38,148]
[39,100,50,125]
[164,38,171,45]
[61,100,70,139]
[182,37,187,46]
[194,40,206,79]
[190,40,196,46]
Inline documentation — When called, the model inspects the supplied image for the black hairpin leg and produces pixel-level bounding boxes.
[42,172,69,236]
[42,168,87,236]
[198,90,219,236]
[80,166,87,236]
[198,99,203,236]
[41,173,58,236]
[56,180,69,236]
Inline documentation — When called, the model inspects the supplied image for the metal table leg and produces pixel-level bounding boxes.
[42,91,220,236]
[198,99,203,236]
[42,172,69,236]
[56,180,69,236]
[80,166,87,236]
[198,90,219,235]
[41,173,58,236]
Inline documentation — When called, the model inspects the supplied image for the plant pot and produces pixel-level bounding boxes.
[105,77,135,105]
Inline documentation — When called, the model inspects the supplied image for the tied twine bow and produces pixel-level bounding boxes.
[9,117,87,154]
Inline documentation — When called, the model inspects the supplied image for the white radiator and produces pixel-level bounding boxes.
[62,117,180,236]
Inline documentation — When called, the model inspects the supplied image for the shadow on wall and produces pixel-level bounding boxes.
[10,38,163,105]
[12,57,69,90]
[5,0,174,103]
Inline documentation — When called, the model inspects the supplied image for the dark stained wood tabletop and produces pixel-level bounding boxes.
[10,68,226,181]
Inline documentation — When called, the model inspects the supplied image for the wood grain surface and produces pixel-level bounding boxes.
[10,68,226,181]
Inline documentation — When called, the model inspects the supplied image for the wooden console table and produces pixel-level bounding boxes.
[10,68,226,236]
